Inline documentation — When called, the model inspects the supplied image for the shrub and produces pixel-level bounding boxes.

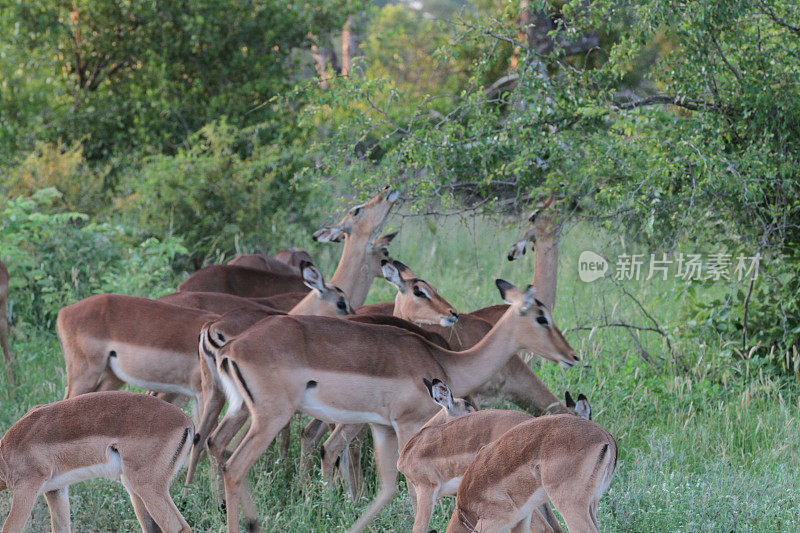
[0,188,186,328]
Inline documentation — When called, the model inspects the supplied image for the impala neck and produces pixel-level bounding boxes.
[441,309,523,398]
[532,236,557,311]
[295,232,373,311]
[329,232,374,307]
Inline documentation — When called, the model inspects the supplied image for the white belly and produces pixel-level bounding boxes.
[439,476,462,497]
[299,386,389,425]
[40,448,122,494]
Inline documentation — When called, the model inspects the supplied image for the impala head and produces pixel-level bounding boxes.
[495,279,578,368]
[275,248,313,269]
[423,378,476,421]
[366,230,398,277]
[507,195,557,261]
[299,261,353,317]
[381,260,459,327]
[565,391,592,420]
[312,186,400,243]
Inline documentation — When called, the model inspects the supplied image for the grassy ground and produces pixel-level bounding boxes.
[1,215,798,532]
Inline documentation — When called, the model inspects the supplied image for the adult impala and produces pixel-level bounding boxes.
[213,278,577,532]
[226,249,313,272]
[192,259,456,487]
[57,262,347,403]
[177,186,399,300]
[0,260,11,390]
[445,414,616,533]
[317,259,576,483]
[470,195,561,326]
[399,384,591,533]
[0,392,193,533]
[159,231,397,315]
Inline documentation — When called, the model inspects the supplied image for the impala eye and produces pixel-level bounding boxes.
[351,206,362,216]
[536,315,549,326]
[413,286,428,299]
[337,300,347,310]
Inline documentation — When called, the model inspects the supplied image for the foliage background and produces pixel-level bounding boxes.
[1,0,799,531]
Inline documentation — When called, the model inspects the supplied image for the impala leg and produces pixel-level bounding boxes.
[320,423,364,484]
[134,485,191,533]
[1,483,41,533]
[186,387,226,485]
[276,422,291,459]
[533,502,562,533]
[0,308,12,392]
[122,475,159,533]
[549,497,597,533]
[341,428,365,500]
[299,418,329,475]
[410,484,437,533]
[222,409,294,533]
[344,424,398,533]
[208,406,250,506]
[44,488,71,533]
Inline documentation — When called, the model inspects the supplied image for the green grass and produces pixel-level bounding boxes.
[1,216,799,532]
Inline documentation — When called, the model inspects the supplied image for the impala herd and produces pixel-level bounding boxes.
[0,187,617,532]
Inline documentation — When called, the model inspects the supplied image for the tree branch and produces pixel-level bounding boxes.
[612,94,716,112]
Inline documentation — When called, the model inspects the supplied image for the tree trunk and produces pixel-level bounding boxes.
[312,32,340,89]
[342,14,366,77]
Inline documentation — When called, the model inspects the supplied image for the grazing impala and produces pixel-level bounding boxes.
[57,262,343,404]
[275,248,313,269]
[444,414,616,533]
[159,232,397,316]
[399,384,591,533]
[0,392,193,533]
[227,254,299,275]
[213,278,577,532]
[177,264,310,298]
[317,259,576,485]
[0,260,12,390]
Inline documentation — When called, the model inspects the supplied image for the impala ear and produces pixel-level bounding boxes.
[312,226,346,243]
[427,379,454,412]
[519,284,537,314]
[392,260,417,280]
[496,279,524,306]
[381,260,404,290]
[507,239,528,261]
[575,393,591,420]
[381,230,399,243]
[565,391,575,408]
[300,261,326,291]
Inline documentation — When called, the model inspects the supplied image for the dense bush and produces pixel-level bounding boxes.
[117,120,319,266]
[0,188,186,328]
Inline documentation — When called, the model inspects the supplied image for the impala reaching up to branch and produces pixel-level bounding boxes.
[399,386,591,533]
[0,260,12,391]
[160,231,396,316]
[470,195,561,325]
[445,414,615,533]
[213,278,577,532]
[57,262,346,405]
[0,392,193,533]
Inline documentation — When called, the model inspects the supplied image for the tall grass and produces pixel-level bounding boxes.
[1,215,798,532]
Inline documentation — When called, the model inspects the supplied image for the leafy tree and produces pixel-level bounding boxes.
[2,0,352,159]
